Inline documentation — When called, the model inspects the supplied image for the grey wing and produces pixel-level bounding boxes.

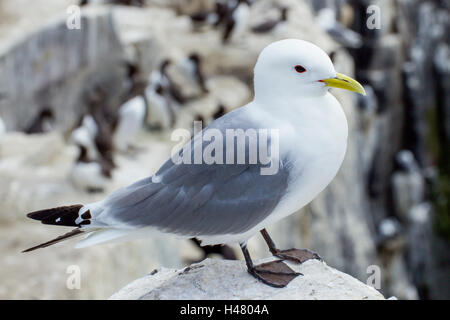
[98,108,291,236]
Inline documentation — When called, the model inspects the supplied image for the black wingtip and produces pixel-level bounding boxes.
[26,204,84,226]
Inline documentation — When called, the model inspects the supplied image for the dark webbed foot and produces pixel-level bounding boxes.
[240,242,301,288]
[248,260,302,288]
[273,248,322,264]
[260,229,323,264]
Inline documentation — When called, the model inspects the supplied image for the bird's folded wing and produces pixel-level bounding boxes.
[96,109,290,236]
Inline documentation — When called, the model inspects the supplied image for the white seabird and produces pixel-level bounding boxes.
[69,114,99,161]
[23,39,365,288]
[316,8,363,49]
[113,95,146,152]
[251,7,288,34]
[222,0,250,44]
[145,71,175,129]
[180,53,209,94]
[25,107,55,134]
[70,144,112,193]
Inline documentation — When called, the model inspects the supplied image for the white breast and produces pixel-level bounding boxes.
[145,88,172,128]
[231,4,250,40]
[268,94,347,222]
[274,93,348,219]
[200,94,348,245]
[113,96,146,151]
[69,126,98,160]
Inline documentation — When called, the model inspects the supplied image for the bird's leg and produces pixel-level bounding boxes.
[239,242,301,288]
[260,229,323,264]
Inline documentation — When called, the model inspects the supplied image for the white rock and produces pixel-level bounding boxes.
[110,258,385,300]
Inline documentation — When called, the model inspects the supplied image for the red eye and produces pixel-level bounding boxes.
[295,65,306,73]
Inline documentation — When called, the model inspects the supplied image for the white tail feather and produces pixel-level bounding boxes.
[75,229,132,248]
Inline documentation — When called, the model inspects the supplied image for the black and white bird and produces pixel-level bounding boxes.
[213,0,230,27]
[145,75,175,130]
[25,107,55,134]
[70,144,112,193]
[69,114,100,161]
[180,53,209,95]
[113,95,146,152]
[86,88,118,170]
[212,104,226,120]
[316,8,363,49]
[251,7,289,34]
[123,61,147,100]
[222,0,251,44]
[72,86,116,171]
[159,59,187,105]
[376,217,403,248]
[189,0,230,29]
[23,39,365,288]
[395,150,421,173]
[69,111,115,192]
[189,9,220,29]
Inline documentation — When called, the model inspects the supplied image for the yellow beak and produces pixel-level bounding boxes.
[320,73,366,95]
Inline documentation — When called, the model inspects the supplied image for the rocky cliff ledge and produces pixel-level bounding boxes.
[110,258,386,300]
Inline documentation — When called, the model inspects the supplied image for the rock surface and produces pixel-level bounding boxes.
[110,258,385,300]
[0,3,128,131]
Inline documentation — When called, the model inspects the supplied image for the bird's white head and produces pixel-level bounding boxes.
[253,39,365,101]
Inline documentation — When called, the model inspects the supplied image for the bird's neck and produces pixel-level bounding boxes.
[252,92,347,135]
[254,87,328,108]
